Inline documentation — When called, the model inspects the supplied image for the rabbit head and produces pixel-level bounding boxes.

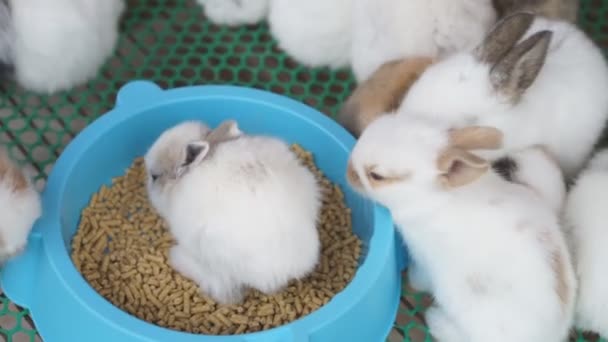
[346,114,503,211]
[144,120,243,211]
[401,12,552,126]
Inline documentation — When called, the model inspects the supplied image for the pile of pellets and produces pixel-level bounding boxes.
[70,144,363,335]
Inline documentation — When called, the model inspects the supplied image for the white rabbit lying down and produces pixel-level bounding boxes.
[145,120,321,304]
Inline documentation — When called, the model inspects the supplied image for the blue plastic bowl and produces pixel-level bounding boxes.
[0,81,404,342]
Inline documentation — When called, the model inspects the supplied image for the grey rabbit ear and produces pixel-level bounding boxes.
[489,30,552,102]
[183,141,210,167]
[474,12,536,66]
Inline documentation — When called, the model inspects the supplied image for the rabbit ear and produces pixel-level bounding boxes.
[489,30,552,102]
[177,141,210,178]
[437,147,489,188]
[474,12,535,66]
[448,126,503,150]
[207,120,242,143]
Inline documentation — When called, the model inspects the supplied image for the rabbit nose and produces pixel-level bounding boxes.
[346,160,362,188]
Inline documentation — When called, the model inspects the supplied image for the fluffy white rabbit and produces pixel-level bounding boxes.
[145,120,321,304]
[198,0,269,26]
[492,145,566,213]
[563,149,608,339]
[268,0,353,69]
[347,114,575,342]
[0,149,42,262]
[350,0,496,82]
[400,12,608,179]
[8,0,125,93]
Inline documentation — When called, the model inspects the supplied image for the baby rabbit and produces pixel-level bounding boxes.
[198,0,269,26]
[347,114,575,342]
[145,120,321,304]
[0,149,41,262]
[337,56,435,138]
[399,12,608,179]
[563,149,608,339]
[492,145,566,213]
[492,0,579,23]
[351,0,496,82]
[7,0,125,93]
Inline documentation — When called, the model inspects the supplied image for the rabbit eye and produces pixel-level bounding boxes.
[151,174,160,182]
[368,171,385,181]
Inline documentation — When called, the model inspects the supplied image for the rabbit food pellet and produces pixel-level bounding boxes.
[71,144,362,335]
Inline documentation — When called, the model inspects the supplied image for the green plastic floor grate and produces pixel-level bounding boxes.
[0,0,607,341]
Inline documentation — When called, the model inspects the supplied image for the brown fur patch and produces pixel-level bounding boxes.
[551,248,570,311]
[0,151,28,192]
[449,126,503,151]
[338,57,435,137]
[537,228,571,312]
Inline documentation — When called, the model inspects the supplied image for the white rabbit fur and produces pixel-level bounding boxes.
[0,0,13,73]
[350,0,496,82]
[492,145,566,213]
[268,0,352,69]
[9,0,125,93]
[400,12,608,179]
[198,0,269,26]
[563,149,608,339]
[0,150,41,262]
[347,114,575,342]
[145,121,321,304]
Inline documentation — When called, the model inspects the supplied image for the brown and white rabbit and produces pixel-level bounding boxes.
[0,149,41,262]
[337,56,435,138]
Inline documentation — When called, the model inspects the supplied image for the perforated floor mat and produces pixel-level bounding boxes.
[0,0,607,341]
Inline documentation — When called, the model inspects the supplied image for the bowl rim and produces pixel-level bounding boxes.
[36,81,395,340]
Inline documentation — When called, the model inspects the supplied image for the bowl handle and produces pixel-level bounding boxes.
[115,80,163,108]
[0,219,46,308]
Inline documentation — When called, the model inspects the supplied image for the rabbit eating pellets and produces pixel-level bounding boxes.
[0,149,41,262]
[347,114,575,342]
[563,149,608,339]
[145,120,321,304]
[400,12,608,179]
